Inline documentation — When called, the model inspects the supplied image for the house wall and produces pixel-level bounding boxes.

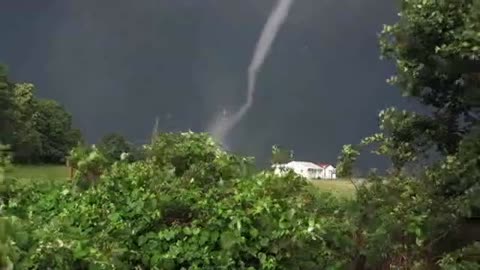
[290,165,322,179]
[273,163,318,179]
[273,162,335,180]
[308,168,323,179]
[292,165,307,178]
[306,168,319,179]
[322,166,336,179]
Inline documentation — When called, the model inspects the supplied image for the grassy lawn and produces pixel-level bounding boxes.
[309,179,357,198]
[6,165,70,182]
[4,166,358,197]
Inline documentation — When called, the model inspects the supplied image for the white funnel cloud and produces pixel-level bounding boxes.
[208,0,295,147]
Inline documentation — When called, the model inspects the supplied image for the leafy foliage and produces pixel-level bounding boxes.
[10,83,42,163]
[438,242,480,270]
[336,144,359,179]
[0,65,16,146]
[1,133,355,269]
[379,0,480,154]
[97,133,135,162]
[0,146,16,270]
[0,145,11,174]
[334,1,480,268]
[33,99,83,164]
[270,145,293,165]
[69,144,110,189]
[0,65,83,164]
[1,0,479,268]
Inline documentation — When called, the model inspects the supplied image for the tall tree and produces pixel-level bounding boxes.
[0,65,83,163]
[0,65,15,145]
[336,2,480,267]
[271,145,293,164]
[10,83,42,163]
[33,99,82,163]
[97,133,133,162]
[379,0,480,155]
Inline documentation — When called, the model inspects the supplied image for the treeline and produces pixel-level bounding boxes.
[0,64,147,165]
[0,1,480,268]
[0,65,82,164]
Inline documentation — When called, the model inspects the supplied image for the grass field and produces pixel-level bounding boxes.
[5,166,357,197]
[309,179,356,198]
[6,165,69,182]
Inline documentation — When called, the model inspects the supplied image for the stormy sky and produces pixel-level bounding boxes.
[1,0,411,169]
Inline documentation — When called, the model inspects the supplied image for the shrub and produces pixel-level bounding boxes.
[97,133,135,162]
[68,144,110,189]
[1,133,354,269]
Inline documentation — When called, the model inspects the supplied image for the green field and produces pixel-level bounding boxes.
[5,165,356,197]
[309,179,356,197]
[6,165,69,182]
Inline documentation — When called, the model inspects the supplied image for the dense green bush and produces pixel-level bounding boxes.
[69,144,111,190]
[333,0,480,268]
[1,1,479,268]
[0,133,355,269]
[97,133,135,162]
[0,65,83,164]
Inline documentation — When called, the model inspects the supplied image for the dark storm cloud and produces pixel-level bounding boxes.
[0,0,408,169]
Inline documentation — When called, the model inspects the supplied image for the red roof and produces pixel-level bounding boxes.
[316,163,331,168]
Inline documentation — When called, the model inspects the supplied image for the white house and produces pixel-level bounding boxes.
[272,161,337,179]
[272,161,323,179]
[316,163,337,179]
